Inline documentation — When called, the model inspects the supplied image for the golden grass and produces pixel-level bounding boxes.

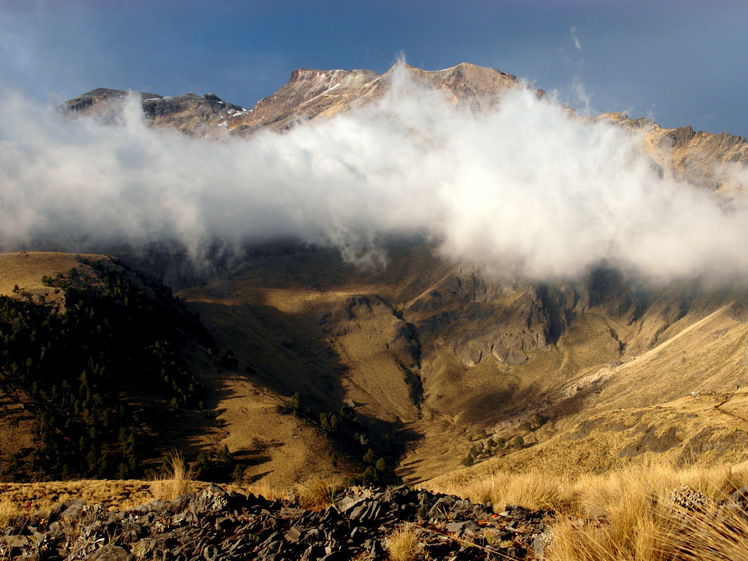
[430,470,571,512]
[386,526,421,561]
[668,505,748,561]
[0,480,161,516]
[243,480,291,503]
[427,461,748,561]
[0,498,21,526]
[294,477,339,510]
[149,450,197,502]
[0,479,292,522]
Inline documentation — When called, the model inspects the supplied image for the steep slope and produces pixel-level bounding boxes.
[61,89,251,137]
[601,112,748,193]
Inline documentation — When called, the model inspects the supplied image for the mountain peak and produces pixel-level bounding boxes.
[60,88,163,114]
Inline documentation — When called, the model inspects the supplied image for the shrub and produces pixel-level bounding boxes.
[510,435,524,450]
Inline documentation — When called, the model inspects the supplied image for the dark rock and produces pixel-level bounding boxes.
[9,485,562,561]
[349,500,385,524]
[301,544,327,560]
[83,544,134,561]
[320,550,350,561]
[214,516,235,532]
[729,485,748,505]
[284,525,303,542]
[445,520,480,535]
[169,493,195,513]
[333,496,365,514]
[59,499,87,522]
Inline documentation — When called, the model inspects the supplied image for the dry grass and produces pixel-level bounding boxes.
[386,526,421,561]
[294,477,339,510]
[570,462,748,518]
[433,470,571,512]
[548,464,748,561]
[243,480,291,503]
[149,450,197,502]
[427,461,748,561]
[547,462,748,561]
[0,498,21,527]
[668,504,748,561]
[546,498,748,561]
[0,480,161,516]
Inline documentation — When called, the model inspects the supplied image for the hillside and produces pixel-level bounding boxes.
[11,245,748,487]
[0,252,388,487]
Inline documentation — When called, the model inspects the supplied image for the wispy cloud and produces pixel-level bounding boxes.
[570,25,582,52]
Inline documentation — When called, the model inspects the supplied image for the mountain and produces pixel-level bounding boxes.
[60,63,524,136]
[5,62,747,488]
[60,87,251,137]
[60,62,747,194]
[600,112,748,195]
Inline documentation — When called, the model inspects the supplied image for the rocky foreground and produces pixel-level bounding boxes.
[0,484,549,560]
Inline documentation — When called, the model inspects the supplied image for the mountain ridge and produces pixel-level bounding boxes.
[60,61,748,194]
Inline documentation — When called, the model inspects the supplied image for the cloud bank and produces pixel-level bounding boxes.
[0,66,746,284]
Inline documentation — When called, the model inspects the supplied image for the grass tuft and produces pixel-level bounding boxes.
[294,477,339,510]
[543,462,748,561]
[427,460,748,561]
[386,526,421,561]
[150,450,195,501]
[429,470,571,512]
[244,481,291,503]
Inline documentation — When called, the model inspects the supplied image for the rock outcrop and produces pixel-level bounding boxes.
[0,484,549,561]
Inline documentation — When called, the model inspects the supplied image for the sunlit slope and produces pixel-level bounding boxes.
[3,246,747,487]
[0,252,103,297]
[425,297,748,490]
[0,252,115,464]
[179,241,748,484]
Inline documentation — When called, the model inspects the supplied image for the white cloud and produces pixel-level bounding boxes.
[570,25,582,52]
[0,67,746,284]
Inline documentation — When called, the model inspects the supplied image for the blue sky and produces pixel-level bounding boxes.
[1,0,746,135]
